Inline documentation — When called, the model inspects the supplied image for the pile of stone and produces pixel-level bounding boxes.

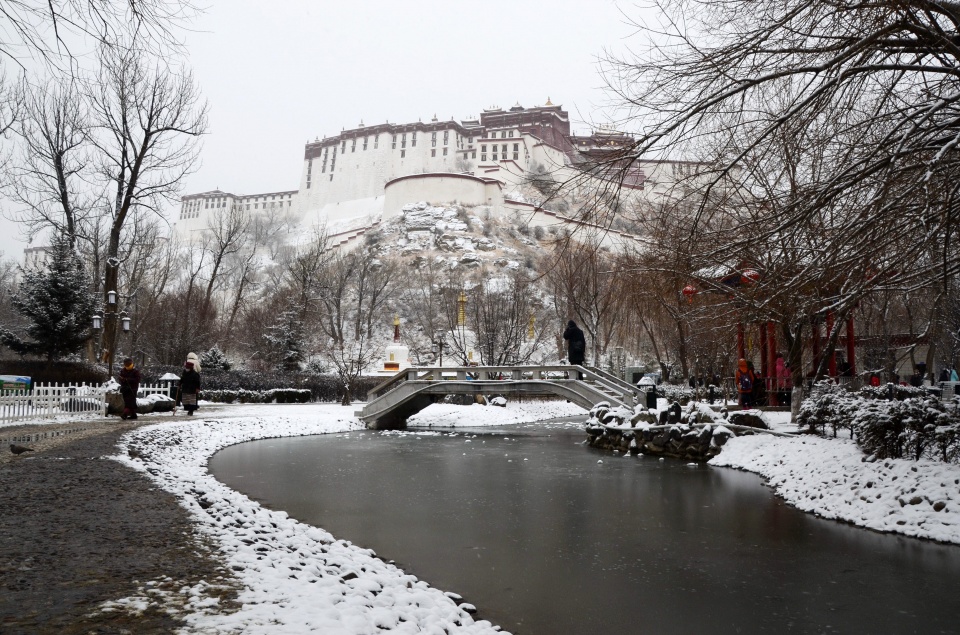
[584,401,769,462]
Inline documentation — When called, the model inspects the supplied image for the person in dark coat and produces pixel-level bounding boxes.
[117,357,141,420]
[563,320,587,380]
[563,320,586,363]
[179,360,202,416]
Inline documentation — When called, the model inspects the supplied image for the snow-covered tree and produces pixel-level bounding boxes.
[0,233,96,360]
[262,308,305,372]
[199,346,231,371]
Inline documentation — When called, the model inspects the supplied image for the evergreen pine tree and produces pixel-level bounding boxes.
[0,233,96,361]
[199,346,232,371]
[262,308,305,372]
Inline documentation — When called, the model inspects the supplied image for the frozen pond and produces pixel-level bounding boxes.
[210,421,960,634]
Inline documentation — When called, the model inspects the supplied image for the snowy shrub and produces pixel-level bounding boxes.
[200,388,312,404]
[199,347,232,371]
[933,423,960,463]
[798,380,960,462]
[140,367,381,403]
[657,383,694,405]
[797,381,859,436]
[852,397,952,460]
[857,383,928,401]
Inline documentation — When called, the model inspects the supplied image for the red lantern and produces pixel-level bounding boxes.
[742,269,760,284]
[682,284,698,303]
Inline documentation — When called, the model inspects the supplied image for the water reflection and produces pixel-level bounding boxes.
[210,423,960,635]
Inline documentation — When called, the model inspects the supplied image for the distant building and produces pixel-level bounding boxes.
[175,99,696,245]
[23,246,51,269]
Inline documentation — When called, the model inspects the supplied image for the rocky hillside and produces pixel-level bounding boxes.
[368,201,554,270]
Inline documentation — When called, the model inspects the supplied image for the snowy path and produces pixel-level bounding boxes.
[711,434,960,544]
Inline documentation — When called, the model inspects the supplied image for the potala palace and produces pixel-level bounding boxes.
[175,100,695,247]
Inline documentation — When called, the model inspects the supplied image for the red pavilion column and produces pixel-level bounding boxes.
[737,322,745,359]
[846,315,856,377]
[826,310,837,377]
[760,322,769,378]
[767,322,777,406]
[812,316,821,377]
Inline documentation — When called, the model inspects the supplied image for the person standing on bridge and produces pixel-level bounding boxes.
[563,320,587,379]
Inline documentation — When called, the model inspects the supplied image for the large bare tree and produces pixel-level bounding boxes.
[89,36,207,371]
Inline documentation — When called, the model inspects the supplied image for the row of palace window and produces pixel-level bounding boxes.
[180,197,292,218]
[304,132,522,177]
[320,128,518,158]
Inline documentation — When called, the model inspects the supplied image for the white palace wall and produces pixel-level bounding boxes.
[383,174,504,217]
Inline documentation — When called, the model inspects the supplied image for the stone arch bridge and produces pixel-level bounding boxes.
[357,365,641,430]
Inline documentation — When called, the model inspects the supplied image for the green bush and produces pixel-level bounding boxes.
[0,359,107,384]
[200,388,315,404]
[139,367,382,403]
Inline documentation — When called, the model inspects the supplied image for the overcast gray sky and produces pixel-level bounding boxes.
[0,0,652,259]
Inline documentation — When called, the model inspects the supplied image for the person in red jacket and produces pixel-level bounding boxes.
[117,357,141,420]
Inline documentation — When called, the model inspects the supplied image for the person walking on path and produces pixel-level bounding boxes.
[736,358,754,409]
[117,357,141,420]
[179,360,202,416]
[563,320,587,379]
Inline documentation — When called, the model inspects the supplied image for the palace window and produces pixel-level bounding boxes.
[481,153,487,161]
[341,140,346,153]
[392,135,397,149]
[351,139,356,152]
[374,135,379,149]
[481,144,487,152]
[412,132,417,147]
[472,151,476,159]
[492,153,497,161]
[443,131,449,144]
[431,149,436,157]
[401,150,406,158]
[431,132,437,141]
[402,133,407,148]
[508,130,514,138]
[513,152,519,160]
[363,137,368,150]
[443,148,448,156]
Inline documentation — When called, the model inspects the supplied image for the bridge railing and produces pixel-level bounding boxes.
[365,364,636,406]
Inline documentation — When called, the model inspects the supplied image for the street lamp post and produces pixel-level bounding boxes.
[92,286,137,377]
[433,332,446,367]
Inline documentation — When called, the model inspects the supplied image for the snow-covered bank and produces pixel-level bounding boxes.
[711,434,960,544]
[407,399,586,427]
[111,404,508,634]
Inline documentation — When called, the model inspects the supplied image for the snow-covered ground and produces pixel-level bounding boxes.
[711,433,960,543]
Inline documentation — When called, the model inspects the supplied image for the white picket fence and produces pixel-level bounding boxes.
[0,381,173,425]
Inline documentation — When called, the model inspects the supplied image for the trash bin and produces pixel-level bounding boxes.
[638,376,657,410]
[158,372,180,400]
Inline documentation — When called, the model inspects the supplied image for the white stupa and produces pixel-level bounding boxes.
[381,315,411,374]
